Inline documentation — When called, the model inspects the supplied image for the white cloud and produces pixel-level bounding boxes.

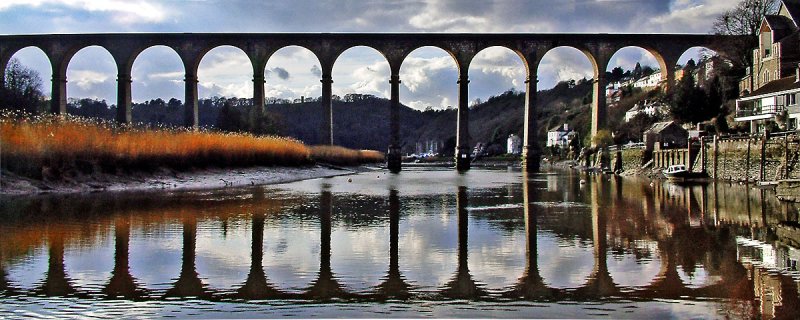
[1,0,744,109]
[0,0,168,24]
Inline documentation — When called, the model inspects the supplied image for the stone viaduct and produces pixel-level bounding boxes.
[0,33,741,172]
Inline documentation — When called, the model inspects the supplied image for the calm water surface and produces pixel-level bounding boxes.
[1,168,799,319]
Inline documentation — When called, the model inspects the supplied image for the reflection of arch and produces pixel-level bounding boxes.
[164,214,211,299]
[34,231,79,297]
[0,263,11,294]
[573,175,619,299]
[440,186,486,299]
[302,191,354,300]
[373,189,412,300]
[503,172,562,300]
[231,212,289,300]
[103,215,147,300]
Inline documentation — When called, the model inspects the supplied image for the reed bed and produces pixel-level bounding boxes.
[0,112,382,180]
[310,145,385,166]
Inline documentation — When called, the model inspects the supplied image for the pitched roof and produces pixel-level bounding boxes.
[782,0,800,25]
[765,15,796,31]
[741,75,800,99]
[645,121,681,134]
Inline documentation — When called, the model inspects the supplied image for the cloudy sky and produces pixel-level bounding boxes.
[0,0,732,109]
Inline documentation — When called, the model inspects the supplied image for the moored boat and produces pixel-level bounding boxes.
[663,164,709,183]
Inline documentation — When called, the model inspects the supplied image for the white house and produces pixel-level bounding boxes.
[507,134,522,155]
[633,72,662,89]
[546,124,577,147]
[624,100,669,122]
[735,72,800,132]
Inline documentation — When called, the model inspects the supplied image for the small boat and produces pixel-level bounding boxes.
[662,165,709,183]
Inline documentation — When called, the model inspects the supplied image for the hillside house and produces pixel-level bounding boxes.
[625,100,669,122]
[643,121,688,151]
[735,0,800,132]
[546,124,577,148]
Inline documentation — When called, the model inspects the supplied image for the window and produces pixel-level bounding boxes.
[787,93,797,106]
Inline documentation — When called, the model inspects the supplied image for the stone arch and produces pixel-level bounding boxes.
[130,45,185,126]
[468,46,526,102]
[399,46,459,110]
[264,45,325,143]
[131,45,184,102]
[607,46,669,90]
[332,45,391,99]
[536,46,597,88]
[677,46,722,87]
[65,45,118,120]
[329,46,392,150]
[264,45,323,103]
[402,45,463,76]
[3,46,53,98]
[197,45,254,100]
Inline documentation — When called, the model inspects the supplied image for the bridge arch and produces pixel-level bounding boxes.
[3,46,52,101]
[130,45,185,125]
[65,45,118,120]
[331,46,391,150]
[197,45,254,101]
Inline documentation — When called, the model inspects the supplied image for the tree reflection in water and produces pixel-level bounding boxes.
[0,170,797,318]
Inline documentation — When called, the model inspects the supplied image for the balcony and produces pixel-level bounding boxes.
[735,104,786,120]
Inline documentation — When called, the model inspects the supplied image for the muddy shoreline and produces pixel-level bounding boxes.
[0,164,371,196]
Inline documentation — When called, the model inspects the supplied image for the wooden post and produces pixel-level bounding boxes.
[700,137,707,174]
[785,137,790,180]
[713,135,718,180]
[686,138,691,171]
[746,138,751,182]
[759,132,767,182]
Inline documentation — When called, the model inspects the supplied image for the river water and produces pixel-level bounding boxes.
[0,167,798,319]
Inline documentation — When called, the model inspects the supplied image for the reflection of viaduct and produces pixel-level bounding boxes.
[0,33,740,171]
[0,175,756,304]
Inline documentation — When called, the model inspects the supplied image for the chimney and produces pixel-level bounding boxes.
[563,123,568,131]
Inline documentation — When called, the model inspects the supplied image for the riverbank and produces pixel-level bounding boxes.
[0,164,366,196]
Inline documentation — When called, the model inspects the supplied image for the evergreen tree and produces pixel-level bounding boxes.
[669,74,720,124]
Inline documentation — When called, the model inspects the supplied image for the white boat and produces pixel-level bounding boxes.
[663,164,708,182]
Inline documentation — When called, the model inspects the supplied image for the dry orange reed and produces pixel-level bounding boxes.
[1,112,385,178]
[1,112,313,177]
[310,145,384,166]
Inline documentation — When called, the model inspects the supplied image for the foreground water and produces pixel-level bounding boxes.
[0,167,798,319]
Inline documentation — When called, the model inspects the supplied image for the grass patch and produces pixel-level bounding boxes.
[1,112,383,180]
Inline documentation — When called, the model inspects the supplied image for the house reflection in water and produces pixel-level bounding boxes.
[0,170,798,318]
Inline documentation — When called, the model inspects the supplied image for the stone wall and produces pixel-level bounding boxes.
[620,149,644,172]
[704,135,795,182]
[617,133,799,183]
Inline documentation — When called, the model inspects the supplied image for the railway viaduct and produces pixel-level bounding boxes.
[0,33,741,172]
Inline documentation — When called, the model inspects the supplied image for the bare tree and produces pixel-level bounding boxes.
[712,0,780,70]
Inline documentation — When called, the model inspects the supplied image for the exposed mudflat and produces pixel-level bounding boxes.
[0,165,364,196]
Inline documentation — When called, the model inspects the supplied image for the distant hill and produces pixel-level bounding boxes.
[266,79,595,155]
